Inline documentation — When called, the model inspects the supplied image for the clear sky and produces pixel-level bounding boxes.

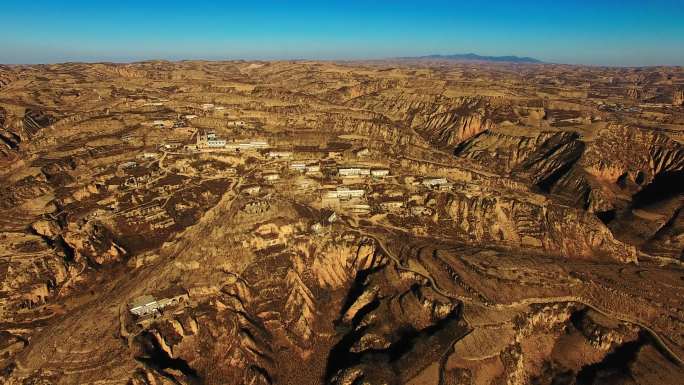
[1,0,683,66]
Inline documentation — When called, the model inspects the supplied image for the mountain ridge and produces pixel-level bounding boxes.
[397,53,543,63]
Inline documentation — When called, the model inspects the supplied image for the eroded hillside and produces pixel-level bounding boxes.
[0,60,683,385]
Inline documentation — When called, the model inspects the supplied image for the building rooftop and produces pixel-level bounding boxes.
[129,294,156,308]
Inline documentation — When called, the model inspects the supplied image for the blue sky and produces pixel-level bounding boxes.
[1,0,683,66]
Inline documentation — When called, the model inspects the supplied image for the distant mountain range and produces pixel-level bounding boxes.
[397,53,543,64]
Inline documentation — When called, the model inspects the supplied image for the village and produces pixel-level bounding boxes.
[121,103,455,222]
[120,101,459,320]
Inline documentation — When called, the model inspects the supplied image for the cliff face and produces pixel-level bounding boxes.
[0,107,22,163]
[452,124,684,206]
[441,190,637,262]
[0,175,51,211]
[453,130,583,178]
[325,79,400,104]
[554,125,684,214]
[447,122,684,259]
[23,109,56,138]
[120,233,391,384]
[343,93,517,149]
[673,89,684,106]
[413,109,493,147]
[582,124,684,188]
[61,221,127,266]
[0,67,13,89]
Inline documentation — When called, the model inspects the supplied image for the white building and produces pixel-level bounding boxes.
[338,167,370,177]
[162,142,182,150]
[268,151,293,159]
[324,187,365,199]
[138,152,158,159]
[129,292,189,318]
[422,177,452,191]
[120,161,137,169]
[129,295,159,317]
[371,169,390,178]
[356,148,371,157]
[243,185,261,195]
[264,173,280,181]
[380,200,404,211]
[305,164,321,174]
[349,204,371,214]
[197,131,227,148]
[207,139,227,147]
[290,162,307,172]
[234,141,270,150]
[227,120,246,127]
[310,222,323,234]
[201,103,215,111]
[249,141,270,149]
[411,206,433,216]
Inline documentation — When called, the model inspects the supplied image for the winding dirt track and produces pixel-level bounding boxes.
[366,233,684,367]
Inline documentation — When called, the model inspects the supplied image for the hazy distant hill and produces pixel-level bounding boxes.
[398,53,543,63]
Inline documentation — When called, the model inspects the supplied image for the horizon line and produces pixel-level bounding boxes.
[2,55,684,69]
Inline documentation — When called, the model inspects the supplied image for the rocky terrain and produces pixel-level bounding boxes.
[0,60,682,385]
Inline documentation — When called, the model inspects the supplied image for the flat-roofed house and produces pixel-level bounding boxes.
[305,164,321,174]
[139,152,158,159]
[207,139,227,148]
[227,120,246,127]
[338,167,370,177]
[197,131,226,148]
[120,161,137,169]
[324,187,365,200]
[422,177,452,191]
[129,295,158,317]
[371,169,390,178]
[264,173,280,181]
[289,162,307,172]
[268,151,293,159]
[242,185,261,195]
[349,204,371,214]
[356,148,371,157]
[128,290,189,318]
[246,141,270,149]
[380,200,404,211]
[411,206,433,216]
[310,222,323,234]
